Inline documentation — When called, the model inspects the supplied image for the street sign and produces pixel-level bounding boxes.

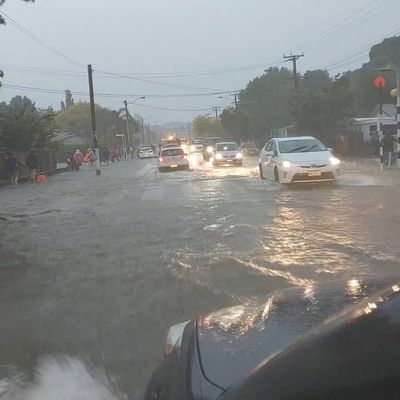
[374,75,386,88]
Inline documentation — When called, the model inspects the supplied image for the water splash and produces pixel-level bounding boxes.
[0,356,127,400]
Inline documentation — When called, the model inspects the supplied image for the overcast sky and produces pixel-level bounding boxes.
[1,0,400,124]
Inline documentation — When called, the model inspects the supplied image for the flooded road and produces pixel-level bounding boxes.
[0,157,399,398]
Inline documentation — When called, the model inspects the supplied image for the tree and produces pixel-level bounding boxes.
[238,67,295,142]
[0,96,56,150]
[192,115,226,137]
[0,0,34,24]
[220,108,250,143]
[55,102,140,146]
[293,76,354,143]
[65,89,74,109]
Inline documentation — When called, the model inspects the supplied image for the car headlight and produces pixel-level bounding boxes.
[164,321,190,356]
[236,153,243,159]
[215,153,223,160]
[329,157,341,166]
[282,160,292,168]
[190,145,196,151]
[207,146,214,154]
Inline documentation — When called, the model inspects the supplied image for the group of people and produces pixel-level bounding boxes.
[3,149,39,186]
[65,148,95,171]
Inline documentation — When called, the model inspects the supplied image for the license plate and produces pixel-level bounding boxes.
[170,164,178,168]
[226,159,233,162]
[308,170,322,177]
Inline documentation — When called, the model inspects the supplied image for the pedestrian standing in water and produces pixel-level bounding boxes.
[73,149,83,171]
[25,149,39,182]
[88,148,95,167]
[4,151,18,186]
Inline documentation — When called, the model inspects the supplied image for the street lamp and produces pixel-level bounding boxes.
[375,67,400,168]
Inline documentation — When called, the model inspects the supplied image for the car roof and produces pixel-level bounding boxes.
[140,145,152,148]
[273,136,316,142]
[216,142,237,145]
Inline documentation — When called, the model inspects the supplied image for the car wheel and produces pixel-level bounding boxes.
[259,164,265,180]
[274,167,280,183]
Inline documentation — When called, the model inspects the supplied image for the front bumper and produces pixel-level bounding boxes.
[213,158,242,166]
[279,165,340,184]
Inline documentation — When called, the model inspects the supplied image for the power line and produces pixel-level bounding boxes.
[0,83,237,99]
[0,10,84,69]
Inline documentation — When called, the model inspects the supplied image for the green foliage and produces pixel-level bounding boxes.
[55,101,140,146]
[220,108,250,143]
[293,77,354,143]
[0,96,56,150]
[65,89,74,109]
[192,115,226,137]
[238,67,295,142]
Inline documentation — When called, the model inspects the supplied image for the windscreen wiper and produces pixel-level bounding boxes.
[290,145,309,153]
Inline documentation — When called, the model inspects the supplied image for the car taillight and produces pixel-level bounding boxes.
[181,155,187,160]
[159,157,164,162]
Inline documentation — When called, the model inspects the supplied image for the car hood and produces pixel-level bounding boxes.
[279,150,331,164]
[215,150,240,157]
[196,278,397,390]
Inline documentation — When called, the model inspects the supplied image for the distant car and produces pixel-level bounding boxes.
[259,136,340,184]
[137,145,155,159]
[145,278,400,400]
[158,147,190,172]
[212,142,242,167]
[239,142,259,156]
[190,139,204,153]
[203,137,223,160]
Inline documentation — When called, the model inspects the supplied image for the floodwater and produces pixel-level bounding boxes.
[0,156,399,399]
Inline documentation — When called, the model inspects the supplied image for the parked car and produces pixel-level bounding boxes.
[137,145,155,159]
[145,278,400,400]
[157,147,190,172]
[259,136,340,184]
[212,142,242,167]
[239,142,259,156]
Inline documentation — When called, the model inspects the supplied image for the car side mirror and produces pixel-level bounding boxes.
[265,150,275,157]
[327,147,333,152]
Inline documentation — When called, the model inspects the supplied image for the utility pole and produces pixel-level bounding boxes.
[234,93,238,111]
[123,100,132,158]
[396,68,400,169]
[212,106,221,119]
[87,64,101,176]
[284,52,304,94]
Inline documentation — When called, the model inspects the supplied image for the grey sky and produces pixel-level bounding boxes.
[1,0,400,124]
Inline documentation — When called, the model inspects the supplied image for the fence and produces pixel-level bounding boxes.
[0,149,57,184]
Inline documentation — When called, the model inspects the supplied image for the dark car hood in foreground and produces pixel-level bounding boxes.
[196,278,399,390]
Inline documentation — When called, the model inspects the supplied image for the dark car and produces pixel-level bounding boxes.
[203,137,223,160]
[145,278,400,400]
[239,142,259,156]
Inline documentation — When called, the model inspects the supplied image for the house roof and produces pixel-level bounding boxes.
[370,104,397,118]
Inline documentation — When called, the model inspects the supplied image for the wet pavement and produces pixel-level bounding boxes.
[0,156,399,398]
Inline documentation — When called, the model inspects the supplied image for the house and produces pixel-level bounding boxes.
[52,131,88,146]
[350,104,397,143]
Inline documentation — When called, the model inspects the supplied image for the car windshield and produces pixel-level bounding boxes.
[278,139,327,153]
[161,148,183,156]
[216,143,238,151]
[242,142,257,148]
[140,147,152,150]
